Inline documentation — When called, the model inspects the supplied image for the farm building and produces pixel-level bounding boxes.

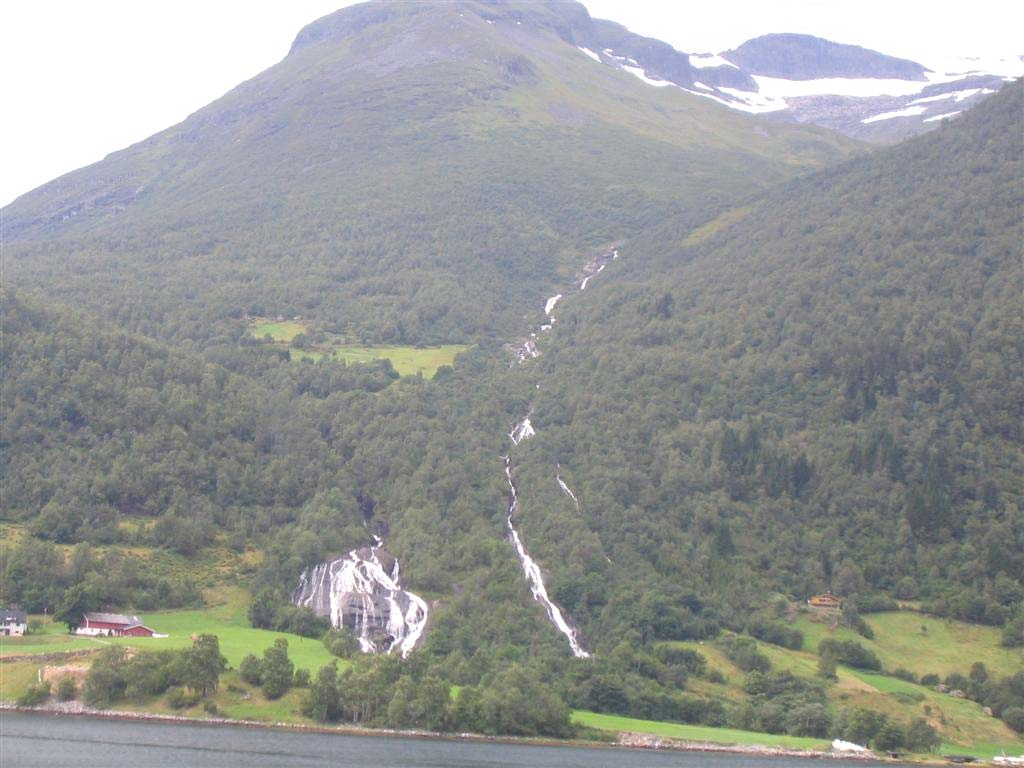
[1,607,28,636]
[76,612,157,637]
[807,591,842,608]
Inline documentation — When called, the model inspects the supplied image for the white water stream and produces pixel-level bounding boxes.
[500,245,620,658]
[504,446,590,658]
[556,469,580,511]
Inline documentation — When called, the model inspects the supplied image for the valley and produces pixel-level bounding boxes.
[1,0,1021,760]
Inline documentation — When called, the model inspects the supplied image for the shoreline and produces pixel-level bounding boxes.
[0,701,890,762]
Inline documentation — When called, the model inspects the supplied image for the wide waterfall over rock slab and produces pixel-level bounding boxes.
[293,543,428,658]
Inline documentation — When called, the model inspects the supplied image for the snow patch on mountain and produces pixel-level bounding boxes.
[577,46,601,63]
[861,105,928,124]
[922,110,962,123]
[622,64,674,88]
[689,53,737,69]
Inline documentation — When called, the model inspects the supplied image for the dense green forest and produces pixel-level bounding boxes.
[0,0,1021,748]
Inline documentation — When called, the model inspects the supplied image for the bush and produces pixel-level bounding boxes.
[874,722,906,751]
[260,638,294,700]
[653,645,707,674]
[857,594,899,613]
[722,636,771,673]
[747,619,803,650]
[818,651,838,681]
[17,681,51,706]
[891,667,918,683]
[921,673,941,687]
[323,628,359,658]
[57,677,77,701]
[239,654,262,685]
[166,687,199,709]
[293,668,311,688]
[1004,707,1024,734]
[818,639,881,671]
[203,700,221,716]
[1002,616,1024,648]
[905,718,941,752]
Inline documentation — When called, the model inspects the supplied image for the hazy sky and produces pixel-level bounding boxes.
[2,0,1021,206]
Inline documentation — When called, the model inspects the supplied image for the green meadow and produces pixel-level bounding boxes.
[250,318,466,378]
[1,588,338,673]
[572,711,828,749]
[793,611,1023,679]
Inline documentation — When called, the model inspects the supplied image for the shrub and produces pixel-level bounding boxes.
[166,687,200,709]
[293,668,311,688]
[874,722,906,750]
[57,677,77,701]
[747,619,803,650]
[1003,707,1024,734]
[17,681,51,706]
[260,638,294,699]
[722,636,771,673]
[921,673,941,687]
[905,718,941,752]
[1002,616,1024,648]
[239,654,262,685]
[818,639,881,671]
[891,667,918,683]
[323,628,359,658]
[818,651,838,680]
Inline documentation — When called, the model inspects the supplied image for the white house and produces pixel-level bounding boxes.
[1,607,28,636]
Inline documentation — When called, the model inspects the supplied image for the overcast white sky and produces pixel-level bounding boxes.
[2,0,1021,206]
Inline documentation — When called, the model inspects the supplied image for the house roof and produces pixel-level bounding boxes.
[83,612,141,625]
[1,607,27,623]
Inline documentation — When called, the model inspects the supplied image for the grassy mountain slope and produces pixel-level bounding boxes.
[2,1,856,348]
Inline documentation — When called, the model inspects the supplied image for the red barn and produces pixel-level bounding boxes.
[76,612,157,637]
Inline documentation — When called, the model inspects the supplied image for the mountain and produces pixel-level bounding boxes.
[565,28,1021,143]
[722,34,927,80]
[1,0,1022,750]
[1,0,853,351]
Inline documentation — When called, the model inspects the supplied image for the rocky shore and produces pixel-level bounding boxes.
[617,731,877,760]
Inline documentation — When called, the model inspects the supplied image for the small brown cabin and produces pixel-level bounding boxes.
[807,591,842,609]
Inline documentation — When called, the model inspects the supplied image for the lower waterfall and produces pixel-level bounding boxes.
[293,539,428,658]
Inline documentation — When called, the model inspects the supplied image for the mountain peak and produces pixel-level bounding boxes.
[724,33,929,80]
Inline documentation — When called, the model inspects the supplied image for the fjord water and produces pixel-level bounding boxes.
[1,713,889,768]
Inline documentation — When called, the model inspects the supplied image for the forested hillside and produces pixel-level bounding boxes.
[1,1,853,350]
[1,1,1020,751]
[510,79,1023,646]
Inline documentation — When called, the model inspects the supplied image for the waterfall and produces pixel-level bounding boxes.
[556,469,580,511]
[504,453,590,659]
[293,538,428,658]
[498,246,620,657]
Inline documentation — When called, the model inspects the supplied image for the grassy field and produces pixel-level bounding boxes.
[0,588,338,674]
[293,343,467,378]
[250,317,466,378]
[572,711,828,749]
[252,320,307,342]
[650,615,1024,753]
[793,610,1024,679]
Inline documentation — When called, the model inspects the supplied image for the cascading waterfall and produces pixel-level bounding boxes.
[504,444,590,659]
[556,468,580,511]
[500,246,618,658]
[293,537,428,658]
